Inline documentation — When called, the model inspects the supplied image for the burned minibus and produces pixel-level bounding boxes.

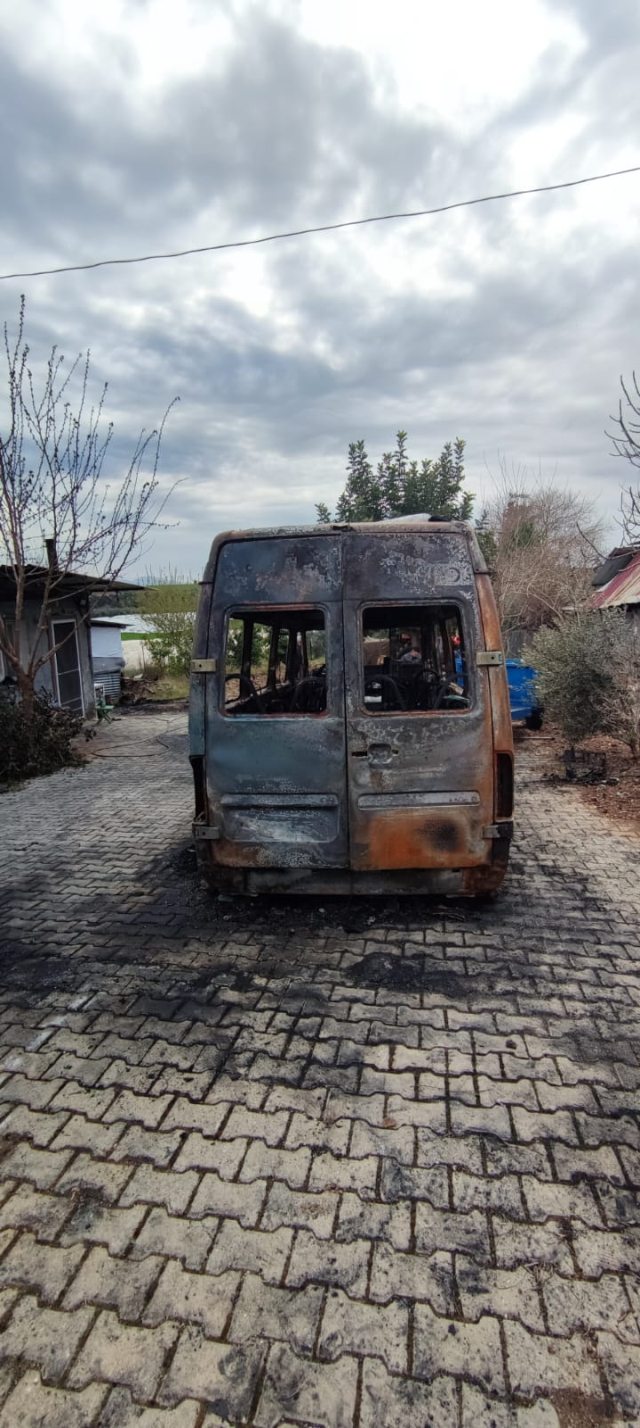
[189,520,514,896]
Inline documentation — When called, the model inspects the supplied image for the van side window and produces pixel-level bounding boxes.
[361,604,471,713]
[224,609,327,716]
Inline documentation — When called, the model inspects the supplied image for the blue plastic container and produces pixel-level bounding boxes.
[506,659,542,726]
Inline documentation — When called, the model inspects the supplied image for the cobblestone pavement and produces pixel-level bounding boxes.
[1,710,640,1427]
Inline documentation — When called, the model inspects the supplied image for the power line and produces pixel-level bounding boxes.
[1,163,639,283]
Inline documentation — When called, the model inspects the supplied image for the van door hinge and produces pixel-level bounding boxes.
[192,658,217,674]
[193,821,221,841]
[483,821,514,840]
[476,651,504,667]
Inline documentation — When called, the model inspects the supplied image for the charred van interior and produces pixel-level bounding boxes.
[224,608,327,715]
[362,603,470,713]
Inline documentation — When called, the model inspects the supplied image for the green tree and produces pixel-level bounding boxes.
[317,433,473,523]
[331,440,384,522]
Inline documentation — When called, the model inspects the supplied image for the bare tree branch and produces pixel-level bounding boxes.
[608,372,640,541]
[0,298,179,711]
[482,456,607,644]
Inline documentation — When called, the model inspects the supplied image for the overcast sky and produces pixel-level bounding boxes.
[2,0,639,574]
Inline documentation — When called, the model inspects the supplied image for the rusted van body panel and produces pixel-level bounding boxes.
[190,521,513,896]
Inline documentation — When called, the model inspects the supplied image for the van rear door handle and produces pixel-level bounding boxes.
[351,743,396,763]
[367,742,395,766]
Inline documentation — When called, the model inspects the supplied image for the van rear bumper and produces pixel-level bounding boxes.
[193,846,510,897]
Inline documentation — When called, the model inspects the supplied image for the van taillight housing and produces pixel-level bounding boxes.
[496,752,514,818]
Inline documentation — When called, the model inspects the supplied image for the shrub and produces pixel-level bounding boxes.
[137,573,199,679]
[0,686,84,783]
[144,617,195,678]
[528,610,640,757]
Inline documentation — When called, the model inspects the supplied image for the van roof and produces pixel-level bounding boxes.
[213,517,475,540]
[205,519,487,574]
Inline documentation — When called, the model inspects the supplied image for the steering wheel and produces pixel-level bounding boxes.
[290,677,326,713]
[365,676,406,711]
[224,672,264,710]
[432,679,450,710]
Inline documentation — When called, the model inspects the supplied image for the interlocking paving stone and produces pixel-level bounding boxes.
[456,1256,544,1331]
[189,1170,266,1225]
[0,1143,72,1189]
[143,1258,239,1336]
[253,1343,358,1428]
[504,1319,602,1400]
[64,1245,164,1320]
[229,1273,324,1355]
[0,1371,107,1428]
[0,1185,73,1241]
[319,1286,409,1372]
[160,1329,265,1416]
[0,1231,84,1303]
[360,1358,458,1427]
[0,1104,69,1147]
[260,1182,339,1238]
[205,1220,293,1283]
[129,1206,219,1270]
[2,712,640,1424]
[60,1202,147,1256]
[414,1303,506,1395]
[98,1389,200,1426]
[68,1311,178,1399]
[0,1294,94,1379]
[286,1227,370,1294]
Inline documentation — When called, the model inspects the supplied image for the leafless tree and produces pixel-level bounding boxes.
[608,372,640,540]
[483,458,607,647]
[0,298,178,711]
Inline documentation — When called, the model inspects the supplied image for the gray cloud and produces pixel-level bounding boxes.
[1,0,639,573]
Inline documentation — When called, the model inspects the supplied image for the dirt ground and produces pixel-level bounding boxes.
[515,722,640,834]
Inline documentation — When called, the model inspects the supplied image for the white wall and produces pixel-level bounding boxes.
[90,624,124,660]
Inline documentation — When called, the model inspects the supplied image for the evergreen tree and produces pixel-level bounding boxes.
[318,433,473,522]
[333,440,384,522]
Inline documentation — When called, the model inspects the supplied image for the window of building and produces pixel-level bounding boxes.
[361,604,471,713]
[224,609,327,715]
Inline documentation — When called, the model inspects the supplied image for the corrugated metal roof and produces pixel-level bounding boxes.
[0,566,144,600]
[592,549,640,608]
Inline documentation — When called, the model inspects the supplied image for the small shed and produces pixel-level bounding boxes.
[0,566,141,717]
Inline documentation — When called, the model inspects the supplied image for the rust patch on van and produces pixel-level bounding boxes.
[353,806,488,871]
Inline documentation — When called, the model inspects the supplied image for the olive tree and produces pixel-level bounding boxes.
[529,609,640,758]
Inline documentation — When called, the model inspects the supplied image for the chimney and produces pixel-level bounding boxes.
[45,538,58,570]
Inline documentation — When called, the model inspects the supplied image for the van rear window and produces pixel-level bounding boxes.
[361,604,471,713]
[224,609,327,716]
